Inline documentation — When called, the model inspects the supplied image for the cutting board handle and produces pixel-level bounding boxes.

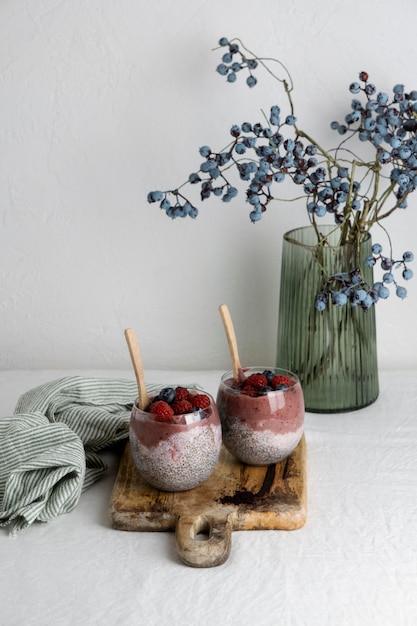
[175,514,233,568]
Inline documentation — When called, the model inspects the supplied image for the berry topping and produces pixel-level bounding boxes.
[148,400,174,421]
[258,385,273,394]
[191,393,211,409]
[241,384,258,397]
[171,399,194,415]
[145,386,211,422]
[262,369,274,384]
[175,386,192,401]
[271,374,292,389]
[245,373,268,388]
[235,370,293,397]
[158,387,176,403]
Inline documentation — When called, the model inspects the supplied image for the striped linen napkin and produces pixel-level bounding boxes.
[0,376,161,535]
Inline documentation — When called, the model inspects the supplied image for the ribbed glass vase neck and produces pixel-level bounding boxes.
[283,224,370,252]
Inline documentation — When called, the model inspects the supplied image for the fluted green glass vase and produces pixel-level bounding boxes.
[276,225,379,413]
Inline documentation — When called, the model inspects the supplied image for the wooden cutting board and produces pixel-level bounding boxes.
[109,434,307,568]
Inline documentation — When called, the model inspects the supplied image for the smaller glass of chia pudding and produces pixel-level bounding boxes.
[129,386,222,491]
[216,367,304,465]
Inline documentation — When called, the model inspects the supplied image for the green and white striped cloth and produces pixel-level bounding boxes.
[0,376,160,535]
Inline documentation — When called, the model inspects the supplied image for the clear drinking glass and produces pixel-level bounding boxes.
[216,367,304,465]
[129,389,222,491]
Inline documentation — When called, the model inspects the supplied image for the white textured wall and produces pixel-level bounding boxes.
[1,0,417,371]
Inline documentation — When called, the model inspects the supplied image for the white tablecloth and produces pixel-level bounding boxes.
[1,369,417,626]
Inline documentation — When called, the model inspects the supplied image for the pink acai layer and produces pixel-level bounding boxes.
[217,378,304,434]
[129,400,222,491]
[130,402,220,448]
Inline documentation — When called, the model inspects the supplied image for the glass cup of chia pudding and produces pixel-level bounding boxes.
[216,367,304,465]
[129,386,222,491]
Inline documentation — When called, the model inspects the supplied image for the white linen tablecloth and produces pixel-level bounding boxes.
[1,369,416,626]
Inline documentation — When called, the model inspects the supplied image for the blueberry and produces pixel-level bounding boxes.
[262,370,274,383]
[258,385,272,395]
[159,387,176,404]
[147,190,163,203]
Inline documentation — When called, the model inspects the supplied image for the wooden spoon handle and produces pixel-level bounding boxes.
[124,328,150,410]
[219,304,243,383]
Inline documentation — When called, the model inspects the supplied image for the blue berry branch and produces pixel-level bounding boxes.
[147,37,415,309]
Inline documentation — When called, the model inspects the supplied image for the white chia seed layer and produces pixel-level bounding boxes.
[222,418,303,465]
[130,422,222,491]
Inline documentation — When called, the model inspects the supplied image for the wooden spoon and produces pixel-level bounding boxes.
[219,304,245,383]
[124,328,150,410]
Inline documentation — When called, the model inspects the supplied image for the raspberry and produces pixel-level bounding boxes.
[241,384,258,397]
[175,386,192,401]
[245,373,268,389]
[148,400,174,421]
[191,393,211,409]
[271,375,292,389]
[171,399,193,415]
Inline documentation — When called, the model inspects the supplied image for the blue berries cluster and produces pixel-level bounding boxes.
[315,245,414,310]
[216,36,259,87]
[147,109,320,223]
[147,189,198,219]
[331,71,417,210]
[146,36,416,310]
[365,245,414,300]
